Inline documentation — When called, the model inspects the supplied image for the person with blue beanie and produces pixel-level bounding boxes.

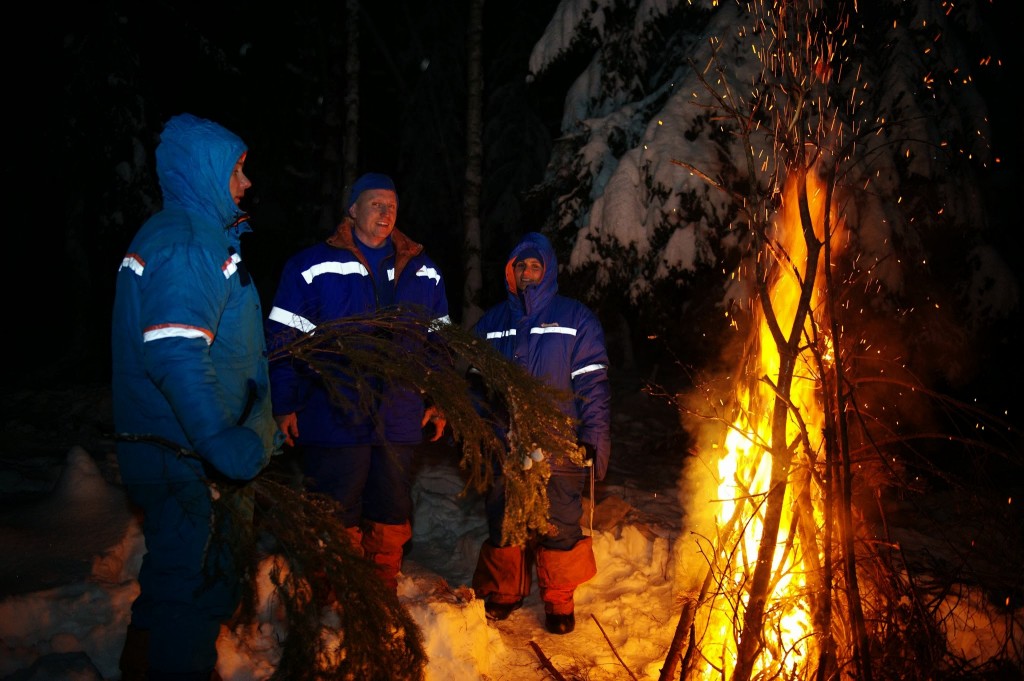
[265,172,450,592]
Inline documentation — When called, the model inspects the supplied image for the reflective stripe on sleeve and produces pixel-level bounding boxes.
[143,324,214,345]
[485,329,516,339]
[268,306,317,333]
[119,254,145,276]
[571,363,607,379]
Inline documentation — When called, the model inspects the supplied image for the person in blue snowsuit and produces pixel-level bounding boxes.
[265,173,450,592]
[470,231,611,635]
[111,113,280,680]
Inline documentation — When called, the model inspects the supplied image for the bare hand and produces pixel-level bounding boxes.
[421,405,446,442]
[275,412,299,447]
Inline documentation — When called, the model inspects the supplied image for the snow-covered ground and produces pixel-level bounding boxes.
[2,384,1021,680]
[0,384,697,681]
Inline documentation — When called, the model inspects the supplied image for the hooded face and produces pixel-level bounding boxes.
[229,152,252,205]
[513,257,545,291]
[155,113,248,227]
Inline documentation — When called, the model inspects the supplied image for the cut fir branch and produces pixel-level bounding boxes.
[114,307,586,678]
[225,474,428,681]
[267,305,584,546]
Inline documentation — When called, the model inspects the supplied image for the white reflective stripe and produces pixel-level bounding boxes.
[571,363,607,379]
[415,265,441,285]
[119,254,145,276]
[530,326,577,336]
[222,252,242,279]
[143,324,213,345]
[268,306,317,333]
[301,261,368,283]
[485,329,516,339]
[387,267,395,281]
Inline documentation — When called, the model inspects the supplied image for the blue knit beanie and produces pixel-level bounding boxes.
[347,173,397,211]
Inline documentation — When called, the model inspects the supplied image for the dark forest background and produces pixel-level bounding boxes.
[7,0,1021,427]
[15,1,571,389]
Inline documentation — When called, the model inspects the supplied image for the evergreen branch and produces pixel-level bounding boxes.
[270,306,583,545]
[112,433,428,679]
[117,307,584,675]
[235,474,428,681]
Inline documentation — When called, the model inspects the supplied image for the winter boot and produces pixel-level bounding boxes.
[545,612,576,634]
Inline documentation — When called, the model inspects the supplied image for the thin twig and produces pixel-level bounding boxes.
[590,614,639,681]
[528,641,567,681]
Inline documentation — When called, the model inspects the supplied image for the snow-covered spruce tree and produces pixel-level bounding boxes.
[527,0,1016,385]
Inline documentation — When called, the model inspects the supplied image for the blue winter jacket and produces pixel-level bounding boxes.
[111,114,278,484]
[265,220,450,446]
[472,232,612,479]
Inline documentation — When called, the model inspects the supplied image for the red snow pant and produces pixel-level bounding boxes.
[303,443,416,592]
[363,520,412,592]
[472,536,596,615]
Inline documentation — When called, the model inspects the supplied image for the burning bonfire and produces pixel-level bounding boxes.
[671,164,849,680]
[666,161,1023,679]
[658,1,1024,677]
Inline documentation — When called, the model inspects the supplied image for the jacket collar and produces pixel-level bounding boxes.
[326,218,424,280]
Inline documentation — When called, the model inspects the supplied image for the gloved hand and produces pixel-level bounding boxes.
[579,442,596,467]
[195,425,270,481]
[521,447,545,470]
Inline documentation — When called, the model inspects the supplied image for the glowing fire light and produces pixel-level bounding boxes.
[693,164,842,679]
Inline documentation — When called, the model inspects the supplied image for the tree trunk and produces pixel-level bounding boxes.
[342,0,360,204]
[460,0,484,328]
[733,164,822,681]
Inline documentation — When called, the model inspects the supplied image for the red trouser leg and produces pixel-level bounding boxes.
[472,541,531,604]
[535,536,596,615]
[363,520,412,592]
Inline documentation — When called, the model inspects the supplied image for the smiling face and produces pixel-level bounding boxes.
[349,188,398,247]
[513,257,545,292]
[229,153,251,205]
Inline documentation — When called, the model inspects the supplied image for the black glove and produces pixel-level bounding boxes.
[579,442,596,466]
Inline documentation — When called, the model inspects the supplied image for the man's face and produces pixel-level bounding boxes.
[350,189,398,247]
[513,257,544,291]
[229,154,251,205]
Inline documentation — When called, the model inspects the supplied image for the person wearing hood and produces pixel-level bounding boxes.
[111,113,281,680]
[469,231,611,635]
[265,172,450,593]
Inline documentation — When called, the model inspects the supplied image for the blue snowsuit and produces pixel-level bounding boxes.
[470,232,611,617]
[111,114,278,678]
[265,217,450,589]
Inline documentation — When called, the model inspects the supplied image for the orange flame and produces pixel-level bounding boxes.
[694,165,842,678]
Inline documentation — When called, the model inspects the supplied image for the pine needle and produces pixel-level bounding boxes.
[268,306,585,545]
